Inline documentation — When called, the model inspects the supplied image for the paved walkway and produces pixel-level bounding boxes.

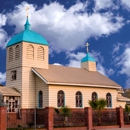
[95,128,130,130]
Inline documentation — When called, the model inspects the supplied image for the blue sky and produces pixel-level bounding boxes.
[0,0,130,88]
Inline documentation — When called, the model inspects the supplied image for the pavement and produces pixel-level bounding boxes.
[95,128,130,130]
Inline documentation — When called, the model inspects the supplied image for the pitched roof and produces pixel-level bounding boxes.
[117,95,130,102]
[32,65,121,89]
[0,86,21,96]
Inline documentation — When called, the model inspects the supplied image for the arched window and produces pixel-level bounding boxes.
[57,90,65,107]
[27,45,34,59]
[9,47,13,61]
[37,46,44,60]
[76,91,82,107]
[106,93,112,107]
[38,91,43,108]
[92,92,98,102]
[15,45,20,60]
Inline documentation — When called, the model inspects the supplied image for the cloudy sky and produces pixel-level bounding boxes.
[0,0,130,88]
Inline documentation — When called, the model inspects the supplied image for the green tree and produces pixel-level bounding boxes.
[88,98,107,125]
[125,104,130,124]
[54,106,71,126]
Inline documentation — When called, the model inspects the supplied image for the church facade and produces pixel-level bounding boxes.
[0,17,128,113]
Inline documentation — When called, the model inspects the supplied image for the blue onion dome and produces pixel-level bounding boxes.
[7,17,48,47]
[81,53,95,62]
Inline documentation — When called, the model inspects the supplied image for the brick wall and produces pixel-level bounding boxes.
[7,108,46,128]
[4,107,130,130]
[0,107,7,130]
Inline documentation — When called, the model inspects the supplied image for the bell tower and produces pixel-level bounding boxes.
[6,11,49,108]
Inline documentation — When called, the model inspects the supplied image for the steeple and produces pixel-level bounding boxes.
[24,7,31,30]
[81,43,96,71]
[24,17,31,30]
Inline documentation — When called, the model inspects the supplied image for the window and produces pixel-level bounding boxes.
[76,91,82,107]
[37,46,44,60]
[5,96,19,112]
[15,45,20,60]
[92,92,98,102]
[57,90,65,107]
[38,91,43,108]
[27,45,34,59]
[106,93,112,107]
[11,70,17,80]
[9,47,13,61]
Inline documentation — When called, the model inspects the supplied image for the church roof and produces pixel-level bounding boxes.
[0,86,21,96]
[81,53,95,62]
[32,65,121,89]
[7,17,48,47]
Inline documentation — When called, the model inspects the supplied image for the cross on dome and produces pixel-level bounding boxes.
[86,42,89,53]
[26,6,29,17]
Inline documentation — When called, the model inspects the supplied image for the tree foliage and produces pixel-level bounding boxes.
[54,106,71,126]
[125,104,130,123]
[89,98,107,125]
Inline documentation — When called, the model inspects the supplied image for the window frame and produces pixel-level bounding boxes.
[11,70,17,81]
[75,91,82,108]
[9,47,13,61]
[27,45,34,59]
[92,92,98,102]
[57,90,65,107]
[5,96,19,113]
[37,46,44,60]
[15,45,20,60]
[106,93,112,108]
[38,91,43,108]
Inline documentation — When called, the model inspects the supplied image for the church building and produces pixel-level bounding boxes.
[0,16,128,113]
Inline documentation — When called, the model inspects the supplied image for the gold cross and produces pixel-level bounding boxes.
[26,6,29,17]
[86,42,89,53]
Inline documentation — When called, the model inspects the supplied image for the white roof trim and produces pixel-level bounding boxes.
[32,68,48,84]
[48,82,121,89]
[117,97,130,102]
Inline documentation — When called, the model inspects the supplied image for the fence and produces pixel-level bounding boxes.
[0,106,130,130]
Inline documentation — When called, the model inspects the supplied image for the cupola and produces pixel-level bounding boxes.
[7,17,48,47]
[81,43,96,71]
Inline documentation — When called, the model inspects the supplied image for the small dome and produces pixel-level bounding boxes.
[81,53,95,62]
[7,17,48,47]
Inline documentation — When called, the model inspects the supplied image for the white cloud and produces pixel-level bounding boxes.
[0,14,7,27]
[91,51,108,76]
[53,63,62,66]
[7,1,124,52]
[0,72,6,83]
[97,63,107,76]
[112,42,130,88]
[94,0,115,11]
[125,78,130,88]
[66,51,111,77]
[66,52,86,68]
[112,42,122,55]
[107,68,114,76]
[118,47,130,76]
[120,0,130,10]
[0,14,8,49]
